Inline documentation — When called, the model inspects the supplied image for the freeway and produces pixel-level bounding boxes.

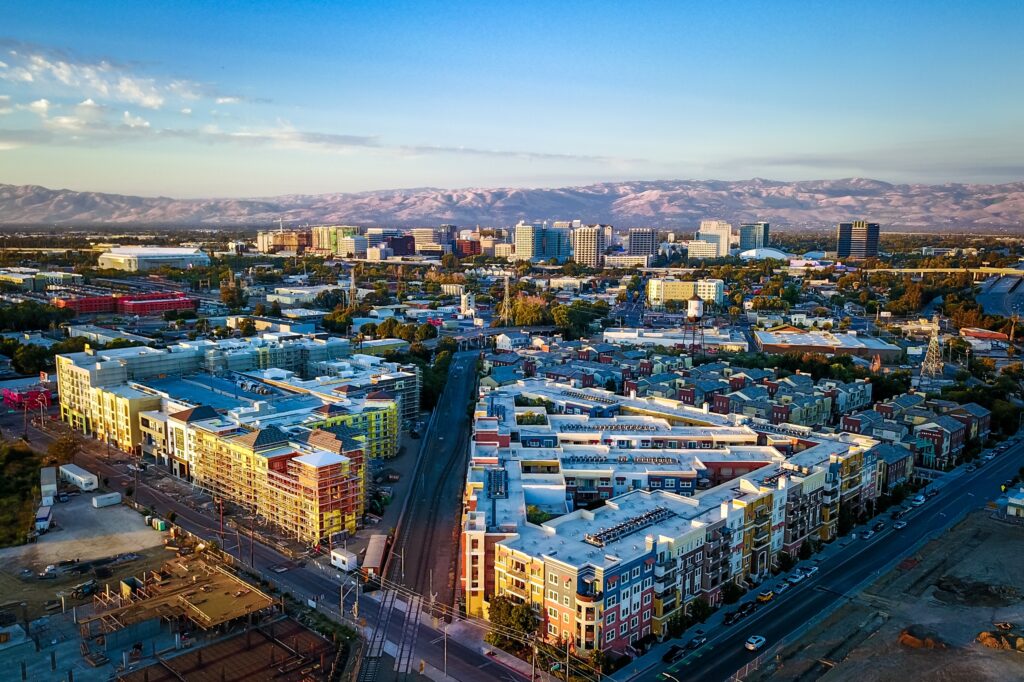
[635,438,1024,682]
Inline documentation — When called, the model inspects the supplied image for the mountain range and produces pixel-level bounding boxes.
[1,178,1023,231]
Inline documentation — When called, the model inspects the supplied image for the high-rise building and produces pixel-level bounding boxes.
[571,225,606,268]
[628,228,657,257]
[513,221,572,262]
[696,220,733,258]
[257,230,313,254]
[365,227,401,248]
[686,240,719,260]
[311,226,359,254]
[836,221,880,259]
[739,222,770,251]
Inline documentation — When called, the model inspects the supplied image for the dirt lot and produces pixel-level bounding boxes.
[0,492,170,619]
[753,512,1024,682]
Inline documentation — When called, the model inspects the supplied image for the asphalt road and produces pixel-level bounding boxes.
[9,406,522,682]
[391,350,479,605]
[638,439,1024,682]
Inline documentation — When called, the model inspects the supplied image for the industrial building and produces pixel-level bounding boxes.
[97,247,210,272]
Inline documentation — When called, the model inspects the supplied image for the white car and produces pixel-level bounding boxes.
[745,635,767,651]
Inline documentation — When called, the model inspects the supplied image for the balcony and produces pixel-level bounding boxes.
[576,588,603,603]
[753,529,770,545]
[654,559,677,579]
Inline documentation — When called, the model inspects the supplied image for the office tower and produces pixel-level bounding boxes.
[571,225,606,268]
[514,221,543,261]
[739,222,770,250]
[628,228,658,257]
[365,227,401,248]
[386,235,416,256]
[513,221,572,262]
[836,221,880,259]
[696,220,733,258]
[686,240,718,260]
[337,235,368,258]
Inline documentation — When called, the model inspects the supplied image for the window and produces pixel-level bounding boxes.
[620,623,628,635]
[563,596,570,606]
[548,623,558,635]
[606,595,617,607]
[643,578,652,589]
[605,613,615,625]
[548,607,558,619]
[631,616,639,628]
[549,574,558,584]
[632,585,641,596]
[643,610,651,622]
[563,613,570,623]
[632,567,641,579]
[606,631,615,643]
[643,594,652,605]
[548,590,558,601]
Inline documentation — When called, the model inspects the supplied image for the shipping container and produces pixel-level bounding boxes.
[40,467,58,499]
[91,492,122,508]
[59,464,99,491]
[362,534,389,580]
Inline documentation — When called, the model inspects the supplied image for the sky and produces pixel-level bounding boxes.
[0,1,1022,197]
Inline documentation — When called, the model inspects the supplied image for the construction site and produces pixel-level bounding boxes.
[0,551,339,682]
[750,511,1024,682]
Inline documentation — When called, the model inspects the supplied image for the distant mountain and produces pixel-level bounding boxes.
[2,178,1024,231]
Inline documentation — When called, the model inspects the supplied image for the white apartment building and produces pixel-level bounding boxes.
[571,225,606,268]
[696,220,733,258]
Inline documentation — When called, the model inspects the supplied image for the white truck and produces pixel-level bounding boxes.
[59,463,99,492]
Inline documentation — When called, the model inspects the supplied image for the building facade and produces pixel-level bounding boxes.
[739,222,770,251]
[836,221,880,259]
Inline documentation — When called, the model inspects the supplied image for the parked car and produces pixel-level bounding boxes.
[775,581,791,595]
[872,521,886,532]
[891,509,907,520]
[687,634,708,650]
[786,573,806,585]
[662,644,685,664]
[739,602,757,616]
[745,635,767,651]
[757,590,775,603]
[723,611,740,626]
[861,530,876,540]
[893,520,908,530]
[801,565,819,577]
[911,495,926,507]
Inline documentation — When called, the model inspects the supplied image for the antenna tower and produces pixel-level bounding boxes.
[499,276,515,326]
[920,315,944,378]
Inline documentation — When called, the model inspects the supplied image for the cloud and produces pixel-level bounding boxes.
[0,94,11,115]
[122,111,150,129]
[0,42,248,111]
[27,98,51,114]
[181,107,192,115]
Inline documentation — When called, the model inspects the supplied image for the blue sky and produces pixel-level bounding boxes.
[0,1,1022,197]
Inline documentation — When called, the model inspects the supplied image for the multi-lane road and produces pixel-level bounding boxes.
[634,438,1024,682]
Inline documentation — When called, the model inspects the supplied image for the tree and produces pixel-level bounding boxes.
[269,300,283,317]
[721,581,744,605]
[220,284,248,310]
[837,505,856,536]
[484,596,538,651]
[253,303,267,317]
[238,318,257,337]
[441,253,460,270]
[777,551,797,572]
[414,323,437,342]
[689,597,713,623]
[604,378,617,392]
[48,433,81,465]
[798,541,813,561]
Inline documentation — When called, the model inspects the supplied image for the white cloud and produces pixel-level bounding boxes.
[0,60,8,68]
[180,107,192,115]
[122,111,150,128]
[215,96,241,105]
[0,94,10,115]
[27,98,51,114]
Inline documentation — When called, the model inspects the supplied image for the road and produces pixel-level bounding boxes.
[391,351,479,606]
[6,398,525,681]
[636,438,1024,682]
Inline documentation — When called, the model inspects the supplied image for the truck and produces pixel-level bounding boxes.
[330,548,359,573]
[35,505,53,532]
[59,463,99,492]
[92,492,122,508]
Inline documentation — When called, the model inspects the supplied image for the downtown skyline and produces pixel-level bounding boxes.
[1,1,1023,198]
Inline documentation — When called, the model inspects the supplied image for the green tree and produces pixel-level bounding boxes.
[485,596,539,651]
[47,433,81,465]
[253,303,267,317]
[238,318,257,337]
[688,597,713,624]
[269,300,283,317]
[721,581,744,605]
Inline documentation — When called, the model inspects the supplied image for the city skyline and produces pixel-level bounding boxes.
[1,2,1023,197]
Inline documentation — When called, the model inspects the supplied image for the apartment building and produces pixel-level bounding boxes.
[696,221,732,258]
[645,278,725,307]
[627,228,657,257]
[571,225,606,268]
[462,382,879,654]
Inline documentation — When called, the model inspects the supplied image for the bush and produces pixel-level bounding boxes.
[721,581,744,605]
